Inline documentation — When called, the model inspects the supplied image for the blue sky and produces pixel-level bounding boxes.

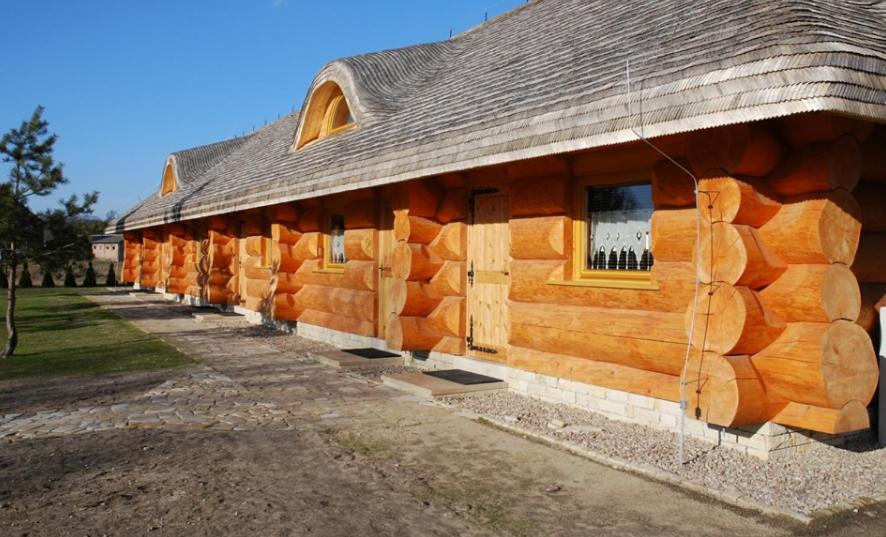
[0,0,524,219]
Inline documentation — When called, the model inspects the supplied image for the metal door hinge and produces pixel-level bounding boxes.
[466,314,497,354]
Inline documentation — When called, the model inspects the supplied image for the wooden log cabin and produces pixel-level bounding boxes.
[111,0,886,452]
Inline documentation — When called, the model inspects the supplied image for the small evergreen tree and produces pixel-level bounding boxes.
[63,265,77,287]
[40,268,55,288]
[82,261,97,287]
[17,262,32,288]
[105,262,117,287]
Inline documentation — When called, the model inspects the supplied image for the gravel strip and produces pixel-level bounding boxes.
[441,391,886,515]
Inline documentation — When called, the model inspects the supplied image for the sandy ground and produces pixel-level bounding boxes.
[0,291,883,536]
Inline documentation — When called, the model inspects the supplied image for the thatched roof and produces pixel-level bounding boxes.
[110,0,886,232]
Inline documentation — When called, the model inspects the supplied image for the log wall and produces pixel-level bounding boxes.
[121,231,142,284]
[386,177,468,354]
[272,192,379,336]
[119,112,882,437]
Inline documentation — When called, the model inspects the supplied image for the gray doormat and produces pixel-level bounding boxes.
[343,348,401,359]
[425,369,502,385]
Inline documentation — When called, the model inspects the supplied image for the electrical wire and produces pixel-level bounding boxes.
[625,60,702,465]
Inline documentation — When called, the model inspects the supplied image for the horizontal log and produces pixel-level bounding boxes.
[297,207,322,232]
[510,301,687,376]
[697,176,780,226]
[425,297,464,337]
[426,222,466,261]
[429,261,464,296]
[391,279,443,317]
[510,216,568,260]
[244,278,270,300]
[391,242,444,281]
[509,174,570,216]
[166,278,188,294]
[273,293,302,321]
[687,283,784,355]
[507,346,680,402]
[295,285,375,321]
[275,272,303,294]
[770,400,870,434]
[435,172,467,189]
[271,223,302,245]
[778,112,874,148]
[688,122,783,177]
[208,271,232,286]
[343,229,374,261]
[684,353,771,427]
[244,264,271,281]
[275,232,320,269]
[392,179,442,217]
[851,233,886,284]
[298,308,375,337]
[767,136,861,196]
[252,296,275,313]
[652,158,696,208]
[758,189,862,265]
[508,259,695,313]
[271,203,298,222]
[651,209,697,262]
[751,320,878,408]
[760,264,861,322]
[344,199,377,229]
[855,182,886,232]
[385,315,443,351]
[205,285,231,304]
[861,128,886,182]
[344,260,377,291]
[436,188,468,223]
[696,223,786,288]
[394,214,441,244]
[432,336,465,355]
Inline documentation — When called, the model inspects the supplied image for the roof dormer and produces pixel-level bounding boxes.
[294,81,356,149]
[159,158,177,197]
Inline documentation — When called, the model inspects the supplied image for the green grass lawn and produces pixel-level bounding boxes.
[0,288,192,380]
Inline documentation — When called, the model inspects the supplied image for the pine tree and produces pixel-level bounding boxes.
[17,262,32,288]
[63,265,77,287]
[82,261,97,287]
[40,268,55,288]
[105,262,117,287]
[1,107,97,357]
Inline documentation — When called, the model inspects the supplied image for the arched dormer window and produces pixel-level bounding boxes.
[295,82,356,149]
[159,162,176,197]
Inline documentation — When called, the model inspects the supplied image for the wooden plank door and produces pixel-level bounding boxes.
[377,201,396,338]
[466,191,510,359]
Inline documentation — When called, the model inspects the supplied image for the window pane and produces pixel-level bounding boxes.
[329,215,347,265]
[585,184,654,271]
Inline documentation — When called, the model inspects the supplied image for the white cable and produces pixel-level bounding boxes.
[626,60,703,466]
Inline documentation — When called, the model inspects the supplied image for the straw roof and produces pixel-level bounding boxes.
[111,0,886,232]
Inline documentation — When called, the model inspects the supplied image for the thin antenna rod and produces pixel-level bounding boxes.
[626,59,702,467]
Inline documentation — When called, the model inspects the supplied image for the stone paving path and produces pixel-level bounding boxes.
[0,292,385,441]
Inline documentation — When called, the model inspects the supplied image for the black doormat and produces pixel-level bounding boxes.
[343,348,401,359]
[425,369,502,385]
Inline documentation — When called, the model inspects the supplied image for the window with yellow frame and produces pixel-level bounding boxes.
[572,178,656,288]
[323,214,347,270]
[322,94,354,136]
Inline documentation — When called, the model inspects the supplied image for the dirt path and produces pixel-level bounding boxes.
[0,291,880,536]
